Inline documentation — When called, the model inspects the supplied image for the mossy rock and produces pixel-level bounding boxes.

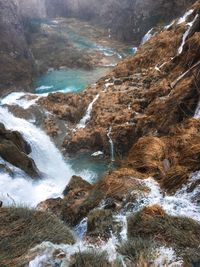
[68,251,111,267]
[0,207,74,267]
[127,205,200,264]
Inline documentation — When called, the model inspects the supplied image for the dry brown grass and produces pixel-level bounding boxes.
[94,168,148,199]
[113,29,180,77]
[161,165,189,193]
[127,118,200,192]
[127,137,167,176]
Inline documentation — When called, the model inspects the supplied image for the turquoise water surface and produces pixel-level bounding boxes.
[33,18,136,95]
[34,68,109,94]
[68,152,116,184]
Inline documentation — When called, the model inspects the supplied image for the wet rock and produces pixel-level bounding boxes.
[103,198,117,210]
[86,209,116,239]
[114,79,123,85]
[38,92,88,123]
[0,123,39,178]
[127,205,200,265]
[61,182,101,226]
[63,175,92,196]
[0,139,39,178]
[37,197,63,217]
[37,175,95,226]
[0,206,74,267]
[0,163,14,177]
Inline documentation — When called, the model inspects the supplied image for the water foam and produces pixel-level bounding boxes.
[0,106,74,206]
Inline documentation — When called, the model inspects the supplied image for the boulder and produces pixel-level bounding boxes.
[0,123,39,178]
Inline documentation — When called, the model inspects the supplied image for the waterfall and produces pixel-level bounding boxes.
[107,126,115,162]
[77,94,99,129]
[177,14,199,55]
[0,106,74,206]
[194,100,200,118]
[177,9,194,24]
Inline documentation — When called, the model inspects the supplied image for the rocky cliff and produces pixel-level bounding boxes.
[16,0,197,43]
[37,0,200,232]
[44,0,197,43]
[17,0,46,19]
[0,0,35,96]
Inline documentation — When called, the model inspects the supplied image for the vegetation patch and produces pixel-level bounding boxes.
[69,250,111,267]
[0,206,74,267]
[127,205,200,265]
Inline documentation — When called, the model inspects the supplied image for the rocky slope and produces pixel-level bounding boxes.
[1,0,200,266]
[0,0,35,96]
[32,1,200,264]
[38,2,200,158]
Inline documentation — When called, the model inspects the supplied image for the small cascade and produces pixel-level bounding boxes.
[107,126,115,162]
[194,101,200,118]
[164,20,175,30]
[1,92,42,109]
[140,176,200,222]
[177,14,199,55]
[141,28,154,44]
[26,173,200,266]
[177,9,194,24]
[77,94,99,129]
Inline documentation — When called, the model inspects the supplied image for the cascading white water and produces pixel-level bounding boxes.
[107,126,115,162]
[77,94,99,129]
[1,92,39,109]
[141,28,154,44]
[141,176,200,222]
[194,102,200,118]
[0,106,75,206]
[177,9,194,24]
[177,14,199,55]
[27,171,200,266]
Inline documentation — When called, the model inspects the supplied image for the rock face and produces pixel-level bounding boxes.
[37,1,200,232]
[0,206,74,267]
[17,0,46,19]
[0,123,39,177]
[0,0,35,95]
[47,0,197,43]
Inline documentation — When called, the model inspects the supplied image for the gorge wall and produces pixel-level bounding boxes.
[17,0,197,43]
[17,0,46,19]
[0,0,197,94]
[0,0,35,95]
[60,0,197,43]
